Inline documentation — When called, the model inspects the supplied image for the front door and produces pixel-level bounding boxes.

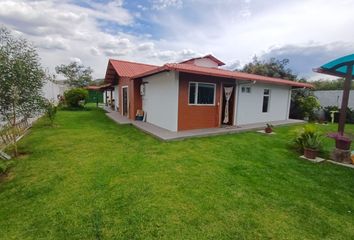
[122,87,128,117]
[221,84,235,125]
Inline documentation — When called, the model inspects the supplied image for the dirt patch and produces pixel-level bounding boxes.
[0,170,14,183]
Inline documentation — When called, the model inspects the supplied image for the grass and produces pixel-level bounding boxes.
[0,107,354,239]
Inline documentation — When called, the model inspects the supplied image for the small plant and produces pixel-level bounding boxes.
[302,133,323,150]
[64,88,88,108]
[0,160,14,175]
[265,123,274,133]
[293,125,323,159]
[43,100,57,125]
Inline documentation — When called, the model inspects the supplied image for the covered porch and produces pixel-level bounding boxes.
[102,106,304,141]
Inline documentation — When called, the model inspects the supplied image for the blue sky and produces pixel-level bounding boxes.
[0,0,354,79]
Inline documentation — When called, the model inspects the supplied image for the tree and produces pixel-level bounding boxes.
[311,78,353,90]
[240,56,298,80]
[64,88,88,108]
[0,27,45,156]
[55,62,93,88]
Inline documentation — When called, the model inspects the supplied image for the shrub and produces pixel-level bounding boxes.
[298,95,321,121]
[0,160,14,174]
[64,88,88,108]
[293,125,323,152]
[43,100,57,125]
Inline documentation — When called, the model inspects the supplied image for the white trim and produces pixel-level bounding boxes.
[121,85,129,117]
[286,88,292,120]
[188,81,216,106]
[233,82,238,126]
[262,88,271,113]
[175,71,179,130]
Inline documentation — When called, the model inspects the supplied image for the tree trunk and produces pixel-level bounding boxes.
[12,100,18,157]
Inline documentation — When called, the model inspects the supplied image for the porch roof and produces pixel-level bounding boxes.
[104,59,158,84]
[86,83,114,91]
[313,54,354,78]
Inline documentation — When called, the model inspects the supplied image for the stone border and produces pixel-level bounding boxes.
[299,155,326,163]
[327,160,354,169]
[257,130,276,135]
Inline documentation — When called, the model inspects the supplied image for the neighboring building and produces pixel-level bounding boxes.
[42,79,69,103]
[104,55,312,132]
[314,90,354,108]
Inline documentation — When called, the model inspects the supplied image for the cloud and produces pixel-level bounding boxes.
[1,0,354,80]
[137,42,155,51]
[152,0,183,10]
[36,36,69,50]
[260,42,354,79]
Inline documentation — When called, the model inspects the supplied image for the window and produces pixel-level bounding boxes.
[262,89,270,112]
[241,86,251,93]
[188,82,215,105]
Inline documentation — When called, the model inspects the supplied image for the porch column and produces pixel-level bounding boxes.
[338,64,353,135]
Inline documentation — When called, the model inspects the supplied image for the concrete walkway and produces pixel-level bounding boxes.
[102,107,304,141]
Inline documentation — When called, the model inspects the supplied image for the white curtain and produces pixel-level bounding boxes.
[223,87,234,124]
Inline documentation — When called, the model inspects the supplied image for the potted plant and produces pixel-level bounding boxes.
[265,123,273,133]
[303,133,323,159]
[328,133,352,150]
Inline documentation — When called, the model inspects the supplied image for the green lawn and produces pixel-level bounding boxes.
[0,107,354,239]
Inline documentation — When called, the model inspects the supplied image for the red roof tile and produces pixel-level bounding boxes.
[109,59,158,77]
[133,63,313,88]
[105,57,312,88]
[179,54,225,66]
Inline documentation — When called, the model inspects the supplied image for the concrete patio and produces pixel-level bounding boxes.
[102,106,305,141]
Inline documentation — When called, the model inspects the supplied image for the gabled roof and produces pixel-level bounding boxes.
[133,63,313,88]
[179,54,225,66]
[104,59,158,83]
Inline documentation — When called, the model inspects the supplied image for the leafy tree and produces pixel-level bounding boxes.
[64,88,88,108]
[0,27,45,156]
[55,62,93,88]
[240,56,298,80]
[311,78,354,90]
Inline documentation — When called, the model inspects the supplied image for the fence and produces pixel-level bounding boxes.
[0,118,31,150]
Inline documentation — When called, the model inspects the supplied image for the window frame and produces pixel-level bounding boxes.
[262,88,271,113]
[241,86,251,93]
[188,82,216,106]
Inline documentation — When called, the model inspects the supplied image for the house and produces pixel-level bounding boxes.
[104,55,312,132]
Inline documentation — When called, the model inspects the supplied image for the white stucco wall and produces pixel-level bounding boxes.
[193,58,219,68]
[314,90,354,108]
[235,83,291,125]
[142,71,179,131]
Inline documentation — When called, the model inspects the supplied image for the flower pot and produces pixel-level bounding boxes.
[265,127,272,133]
[335,139,351,150]
[304,148,318,159]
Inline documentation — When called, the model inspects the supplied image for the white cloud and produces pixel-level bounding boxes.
[152,0,183,10]
[1,0,354,80]
[69,57,82,64]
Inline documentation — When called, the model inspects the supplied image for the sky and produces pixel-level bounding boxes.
[0,0,354,80]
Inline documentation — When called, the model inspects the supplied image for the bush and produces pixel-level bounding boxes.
[64,88,88,108]
[293,125,323,152]
[43,100,57,125]
[0,160,14,175]
[298,95,321,121]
